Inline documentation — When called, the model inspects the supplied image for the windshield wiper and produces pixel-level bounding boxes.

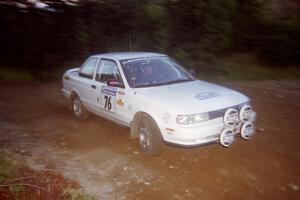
[134,79,191,88]
[163,78,191,85]
[134,82,162,88]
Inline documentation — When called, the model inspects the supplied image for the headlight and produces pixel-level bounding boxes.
[177,113,209,125]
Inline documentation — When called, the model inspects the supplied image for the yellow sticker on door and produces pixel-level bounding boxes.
[117,99,124,106]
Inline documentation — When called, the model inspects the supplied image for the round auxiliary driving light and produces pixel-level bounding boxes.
[240,122,255,140]
[224,108,239,126]
[239,104,253,122]
[220,128,235,147]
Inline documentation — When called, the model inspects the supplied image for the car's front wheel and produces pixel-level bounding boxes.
[72,95,89,120]
[138,114,163,156]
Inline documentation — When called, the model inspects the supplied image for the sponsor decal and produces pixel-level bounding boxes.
[162,113,170,123]
[165,128,174,132]
[102,86,117,96]
[195,92,220,100]
[165,127,174,135]
[118,91,125,95]
[122,57,151,64]
[117,99,124,106]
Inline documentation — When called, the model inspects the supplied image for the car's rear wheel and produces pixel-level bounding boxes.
[72,95,89,120]
[138,114,163,156]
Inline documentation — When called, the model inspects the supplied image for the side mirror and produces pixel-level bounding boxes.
[107,79,123,88]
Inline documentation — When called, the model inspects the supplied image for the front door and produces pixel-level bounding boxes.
[91,58,127,124]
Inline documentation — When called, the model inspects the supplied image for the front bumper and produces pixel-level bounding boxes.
[162,112,256,147]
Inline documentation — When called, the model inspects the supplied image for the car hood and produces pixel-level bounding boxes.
[135,80,249,114]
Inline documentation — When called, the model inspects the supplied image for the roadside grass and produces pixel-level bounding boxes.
[201,63,300,81]
[0,159,12,183]
[0,149,94,200]
[63,188,94,200]
[0,150,25,198]
[9,185,25,198]
[0,66,33,81]
[0,150,23,183]
[218,60,300,80]
[196,54,300,81]
[0,66,59,82]
[1,55,299,81]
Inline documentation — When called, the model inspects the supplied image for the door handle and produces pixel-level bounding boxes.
[91,85,96,89]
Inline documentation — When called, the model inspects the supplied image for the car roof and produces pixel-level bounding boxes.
[94,52,167,60]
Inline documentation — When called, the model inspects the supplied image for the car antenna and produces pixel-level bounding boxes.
[129,34,132,52]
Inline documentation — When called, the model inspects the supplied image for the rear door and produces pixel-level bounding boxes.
[72,57,99,109]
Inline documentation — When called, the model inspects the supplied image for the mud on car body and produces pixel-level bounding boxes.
[62,52,256,156]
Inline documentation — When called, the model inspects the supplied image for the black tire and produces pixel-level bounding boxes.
[71,95,89,120]
[138,114,163,156]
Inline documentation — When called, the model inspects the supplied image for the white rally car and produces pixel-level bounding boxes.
[62,52,256,155]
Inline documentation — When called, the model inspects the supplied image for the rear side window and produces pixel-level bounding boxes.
[79,58,98,79]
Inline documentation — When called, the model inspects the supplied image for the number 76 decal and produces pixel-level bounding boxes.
[104,95,112,110]
[101,86,117,113]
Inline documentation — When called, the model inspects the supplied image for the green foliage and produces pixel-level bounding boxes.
[217,62,300,80]
[197,54,300,81]
[0,0,298,81]
[9,185,24,197]
[232,0,300,65]
[64,188,94,200]
[0,161,12,183]
[0,150,24,182]
[0,66,33,80]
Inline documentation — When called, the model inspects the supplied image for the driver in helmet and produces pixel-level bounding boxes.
[135,62,155,85]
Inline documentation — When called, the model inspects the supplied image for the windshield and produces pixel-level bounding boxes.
[120,56,195,88]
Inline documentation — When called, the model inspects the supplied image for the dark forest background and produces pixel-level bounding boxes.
[0,0,299,80]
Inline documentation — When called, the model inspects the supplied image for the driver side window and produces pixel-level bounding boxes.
[96,59,124,87]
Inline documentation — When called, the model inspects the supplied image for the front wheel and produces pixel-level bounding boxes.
[72,95,89,120]
[138,114,163,156]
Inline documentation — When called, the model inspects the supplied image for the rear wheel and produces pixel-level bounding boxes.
[72,95,89,120]
[138,114,163,156]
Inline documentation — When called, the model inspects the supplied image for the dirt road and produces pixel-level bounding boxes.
[0,80,299,200]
